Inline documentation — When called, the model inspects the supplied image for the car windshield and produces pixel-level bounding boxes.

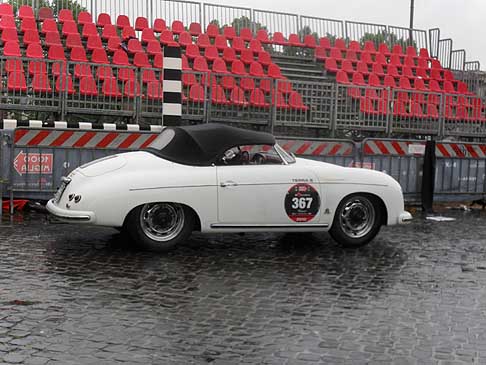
[218,145,285,165]
[275,144,296,164]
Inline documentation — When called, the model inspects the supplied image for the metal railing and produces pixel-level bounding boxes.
[300,16,344,40]
[203,3,251,33]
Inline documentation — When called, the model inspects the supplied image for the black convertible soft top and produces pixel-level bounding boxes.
[148,123,276,166]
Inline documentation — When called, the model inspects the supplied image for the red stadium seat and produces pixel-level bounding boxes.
[41,19,57,34]
[272,91,289,109]
[5,59,23,73]
[153,18,166,33]
[28,60,47,75]
[430,68,443,81]
[289,34,304,47]
[393,100,409,117]
[204,46,219,62]
[346,50,358,62]
[325,58,339,73]
[134,52,151,68]
[384,75,396,88]
[304,35,317,49]
[364,88,379,100]
[113,49,130,65]
[258,51,272,66]
[414,78,427,91]
[223,47,237,63]
[330,48,343,60]
[8,71,27,92]
[416,67,428,79]
[443,70,454,81]
[267,63,284,79]
[38,7,54,21]
[193,56,209,72]
[378,43,391,56]
[240,49,255,65]
[116,15,130,29]
[257,29,271,44]
[58,9,74,23]
[249,62,265,77]
[18,5,34,20]
[315,46,327,61]
[239,28,253,42]
[356,61,370,75]
[206,24,219,38]
[427,103,439,119]
[341,59,354,75]
[178,31,193,47]
[182,72,196,87]
[429,79,442,93]
[153,53,163,68]
[417,58,428,70]
[87,35,103,51]
[250,88,270,108]
[387,65,400,78]
[240,77,255,92]
[23,29,40,46]
[20,17,36,32]
[4,41,21,57]
[189,22,202,36]
[189,83,205,102]
[231,60,247,75]
[277,80,293,94]
[102,78,122,97]
[82,23,98,38]
[171,20,184,34]
[1,28,18,43]
[26,43,43,59]
[332,39,345,50]
[32,73,52,92]
[374,53,387,67]
[220,75,235,90]
[410,102,424,118]
[70,46,88,62]
[78,11,92,25]
[45,31,62,47]
[363,41,376,54]
[390,54,402,66]
[0,15,16,30]
[230,86,249,106]
[399,76,412,90]
[403,56,416,68]
[185,44,200,60]
[107,37,121,52]
[127,38,143,53]
[319,37,332,49]
[66,33,82,49]
[249,39,262,53]
[97,13,111,27]
[402,66,414,79]
[214,34,228,51]
[194,33,210,49]
[62,21,79,37]
[143,41,161,57]
[121,26,136,40]
[79,76,98,96]
[289,92,308,111]
[135,16,149,31]
[444,80,456,94]
[431,59,442,69]
[124,80,141,98]
[223,26,236,40]
[181,54,190,70]
[118,68,135,81]
[160,30,176,46]
[391,44,403,55]
[74,63,92,79]
[141,28,157,44]
[352,72,366,86]
[371,63,384,77]
[366,73,380,87]
[360,98,376,115]
[406,46,417,58]
[272,32,288,46]
[101,24,118,40]
[212,85,229,104]
[231,37,246,52]
[146,81,163,99]
[96,65,113,80]
[348,41,361,52]
[419,48,430,59]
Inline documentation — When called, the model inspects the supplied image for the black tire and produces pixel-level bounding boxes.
[125,203,194,252]
[329,194,382,248]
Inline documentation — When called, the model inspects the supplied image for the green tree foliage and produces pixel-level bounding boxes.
[360,30,417,50]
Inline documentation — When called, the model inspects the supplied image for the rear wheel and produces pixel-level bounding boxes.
[125,202,194,252]
[329,194,382,248]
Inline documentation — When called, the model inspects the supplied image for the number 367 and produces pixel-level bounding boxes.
[291,197,313,209]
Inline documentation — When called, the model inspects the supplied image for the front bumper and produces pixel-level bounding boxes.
[46,199,95,223]
[398,211,413,224]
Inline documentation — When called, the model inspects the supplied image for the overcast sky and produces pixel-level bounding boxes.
[205,0,485,69]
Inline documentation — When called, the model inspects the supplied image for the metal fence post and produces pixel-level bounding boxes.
[330,84,338,138]
[386,87,393,137]
[270,79,277,134]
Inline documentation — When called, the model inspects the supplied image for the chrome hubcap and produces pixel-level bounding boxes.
[140,203,184,242]
[339,197,375,239]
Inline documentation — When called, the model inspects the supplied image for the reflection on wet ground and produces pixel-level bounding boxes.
[1,210,486,363]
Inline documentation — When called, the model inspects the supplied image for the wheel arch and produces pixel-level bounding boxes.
[122,201,202,232]
[334,192,388,226]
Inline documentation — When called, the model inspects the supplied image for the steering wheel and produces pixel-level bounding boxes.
[251,153,266,165]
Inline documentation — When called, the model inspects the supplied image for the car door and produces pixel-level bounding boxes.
[216,162,322,226]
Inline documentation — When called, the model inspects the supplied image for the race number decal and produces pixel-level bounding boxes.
[284,184,320,222]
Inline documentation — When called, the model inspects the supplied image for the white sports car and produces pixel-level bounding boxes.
[46,124,411,251]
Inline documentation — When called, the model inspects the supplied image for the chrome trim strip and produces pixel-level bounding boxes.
[210,223,329,229]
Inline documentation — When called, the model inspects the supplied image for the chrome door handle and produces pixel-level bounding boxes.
[220,181,238,187]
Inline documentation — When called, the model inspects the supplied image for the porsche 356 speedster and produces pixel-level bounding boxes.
[46,124,411,251]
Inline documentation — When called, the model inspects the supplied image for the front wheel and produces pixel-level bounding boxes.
[329,194,382,248]
[125,202,194,252]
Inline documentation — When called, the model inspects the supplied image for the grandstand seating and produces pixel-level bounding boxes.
[0,4,483,127]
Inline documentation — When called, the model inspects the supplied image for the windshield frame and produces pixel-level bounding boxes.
[275,144,296,165]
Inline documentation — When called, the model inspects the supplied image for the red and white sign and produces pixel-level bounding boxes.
[14,151,53,176]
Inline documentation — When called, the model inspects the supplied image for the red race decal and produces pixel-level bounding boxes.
[284,183,320,222]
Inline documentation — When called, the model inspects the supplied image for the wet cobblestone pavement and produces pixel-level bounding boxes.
[1,210,486,364]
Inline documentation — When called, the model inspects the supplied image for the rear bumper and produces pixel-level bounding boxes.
[46,199,95,223]
[398,211,413,224]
